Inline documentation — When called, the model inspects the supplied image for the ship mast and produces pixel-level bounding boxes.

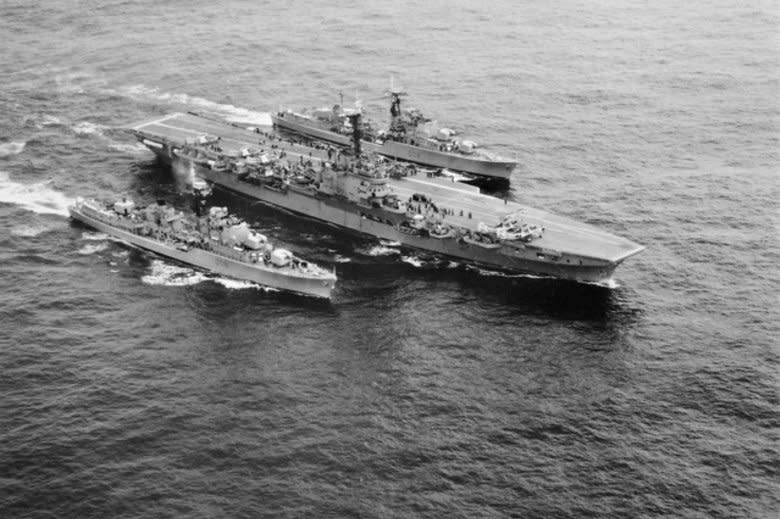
[387,78,407,130]
[390,92,402,119]
[388,91,409,133]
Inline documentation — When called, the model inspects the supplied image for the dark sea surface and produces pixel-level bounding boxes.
[1,0,778,517]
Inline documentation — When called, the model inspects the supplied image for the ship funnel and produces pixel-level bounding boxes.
[346,112,362,156]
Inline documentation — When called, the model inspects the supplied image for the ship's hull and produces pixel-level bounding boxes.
[149,147,618,283]
[70,206,336,299]
[271,114,516,181]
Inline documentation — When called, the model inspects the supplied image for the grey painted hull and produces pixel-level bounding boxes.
[271,114,516,181]
[130,112,645,284]
[70,207,336,299]
[149,149,618,283]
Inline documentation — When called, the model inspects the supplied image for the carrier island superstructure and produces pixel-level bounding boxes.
[129,112,644,283]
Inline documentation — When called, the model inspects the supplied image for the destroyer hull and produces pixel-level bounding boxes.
[148,149,619,283]
[70,207,335,298]
[272,114,515,181]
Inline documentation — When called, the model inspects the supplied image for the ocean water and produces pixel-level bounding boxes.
[1,0,778,517]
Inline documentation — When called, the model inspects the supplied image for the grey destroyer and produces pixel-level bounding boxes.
[129,111,644,284]
[70,197,337,298]
[272,90,516,182]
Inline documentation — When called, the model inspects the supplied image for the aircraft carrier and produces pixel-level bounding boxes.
[129,112,644,283]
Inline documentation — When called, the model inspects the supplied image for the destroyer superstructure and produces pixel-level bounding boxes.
[69,196,337,298]
[130,112,644,283]
[272,90,516,182]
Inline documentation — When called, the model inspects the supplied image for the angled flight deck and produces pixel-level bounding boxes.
[131,112,644,282]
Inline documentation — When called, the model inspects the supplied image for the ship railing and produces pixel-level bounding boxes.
[206,242,328,277]
[81,205,139,231]
[210,243,252,263]
[209,242,270,267]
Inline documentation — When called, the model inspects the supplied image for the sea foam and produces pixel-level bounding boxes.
[120,84,272,126]
[401,255,425,268]
[0,141,26,158]
[0,171,72,217]
[141,259,273,291]
[141,260,206,287]
[72,121,108,137]
[77,242,109,255]
[358,245,401,257]
[10,223,56,237]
